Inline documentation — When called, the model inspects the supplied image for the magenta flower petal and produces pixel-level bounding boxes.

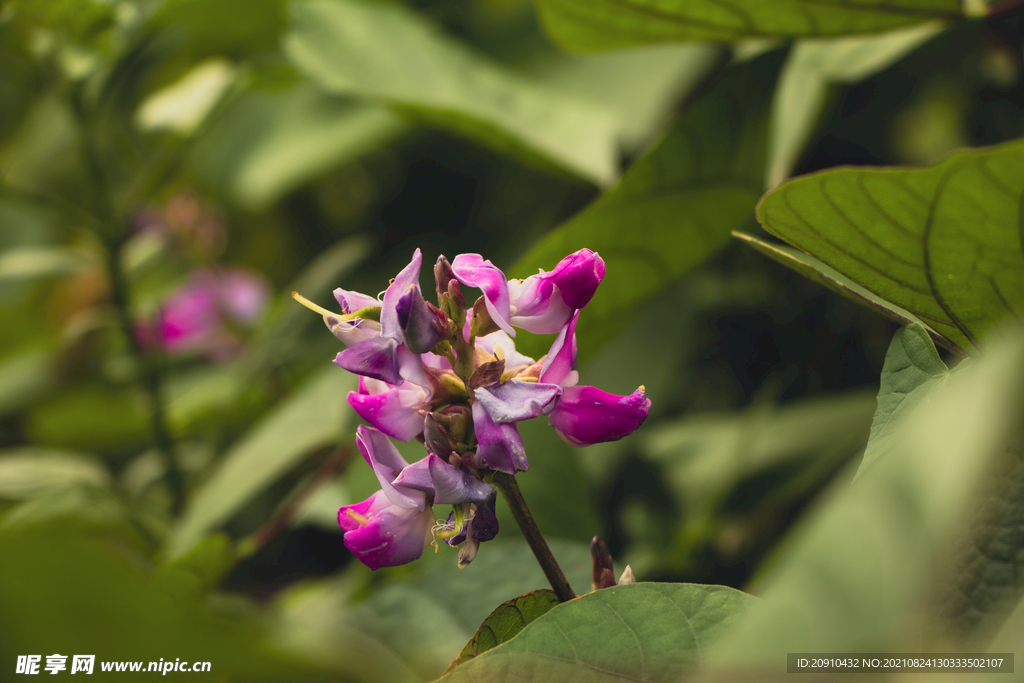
[549,385,651,446]
[451,254,514,337]
[540,312,578,385]
[356,425,426,510]
[396,343,430,396]
[335,337,402,385]
[381,248,423,343]
[473,381,562,422]
[347,377,426,442]
[507,249,604,334]
[549,248,605,309]
[339,490,432,569]
[393,454,494,504]
[472,402,528,474]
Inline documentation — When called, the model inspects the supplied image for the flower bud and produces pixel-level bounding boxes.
[470,296,501,338]
[395,287,447,354]
[424,412,458,457]
[434,255,455,301]
[590,536,614,592]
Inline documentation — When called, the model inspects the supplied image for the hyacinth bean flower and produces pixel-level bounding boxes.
[293,246,649,573]
[338,426,493,569]
[453,248,606,336]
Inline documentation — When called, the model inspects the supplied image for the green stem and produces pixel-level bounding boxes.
[491,471,576,603]
[107,241,186,515]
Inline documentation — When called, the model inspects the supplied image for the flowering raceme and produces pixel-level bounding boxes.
[295,248,650,571]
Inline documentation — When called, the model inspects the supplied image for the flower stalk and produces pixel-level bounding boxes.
[491,471,576,603]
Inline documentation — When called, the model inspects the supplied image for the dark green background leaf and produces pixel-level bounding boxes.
[512,53,777,359]
[534,0,960,52]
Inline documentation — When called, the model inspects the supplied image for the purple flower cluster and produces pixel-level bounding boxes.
[310,249,650,570]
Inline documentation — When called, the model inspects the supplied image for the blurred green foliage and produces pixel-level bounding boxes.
[1,0,1023,680]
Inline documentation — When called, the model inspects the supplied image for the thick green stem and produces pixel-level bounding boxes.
[491,471,576,602]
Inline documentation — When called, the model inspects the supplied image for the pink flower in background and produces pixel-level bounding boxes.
[142,268,269,357]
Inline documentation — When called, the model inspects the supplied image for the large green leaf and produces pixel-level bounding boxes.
[706,326,1024,667]
[512,53,777,359]
[856,323,950,479]
[534,0,961,52]
[437,583,756,682]
[767,22,944,188]
[757,138,1024,354]
[284,0,617,186]
[165,366,354,559]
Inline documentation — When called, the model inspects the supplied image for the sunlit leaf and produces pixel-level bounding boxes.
[512,54,777,359]
[0,447,109,500]
[437,583,756,682]
[767,22,944,188]
[165,367,355,559]
[534,0,961,52]
[706,326,1024,665]
[524,43,725,153]
[757,137,1024,354]
[446,590,560,672]
[135,59,238,136]
[227,84,405,210]
[284,0,617,186]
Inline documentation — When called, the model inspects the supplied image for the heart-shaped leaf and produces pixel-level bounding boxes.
[534,0,961,52]
[757,138,1024,355]
[436,583,756,682]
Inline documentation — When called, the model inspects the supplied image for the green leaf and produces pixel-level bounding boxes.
[165,366,355,559]
[227,84,406,210]
[512,53,777,359]
[437,583,756,682]
[856,323,950,479]
[135,59,238,136]
[0,520,321,680]
[446,590,560,672]
[283,0,617,186]
[524,43,725,153]
[767,22,944,188]
[149,0,288,60]
[27,385,150,453]
[0,245,94,284]
[271,540,594,683]
[641,390,876,571]
[0,349,52,417]
[757,137,1024,354]
[0,447,110,500]
[705,327,1024,664]
[534,0,960,52]
[734,232,930,335]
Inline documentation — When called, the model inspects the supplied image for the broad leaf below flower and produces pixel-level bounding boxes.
[436,582,756,682]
